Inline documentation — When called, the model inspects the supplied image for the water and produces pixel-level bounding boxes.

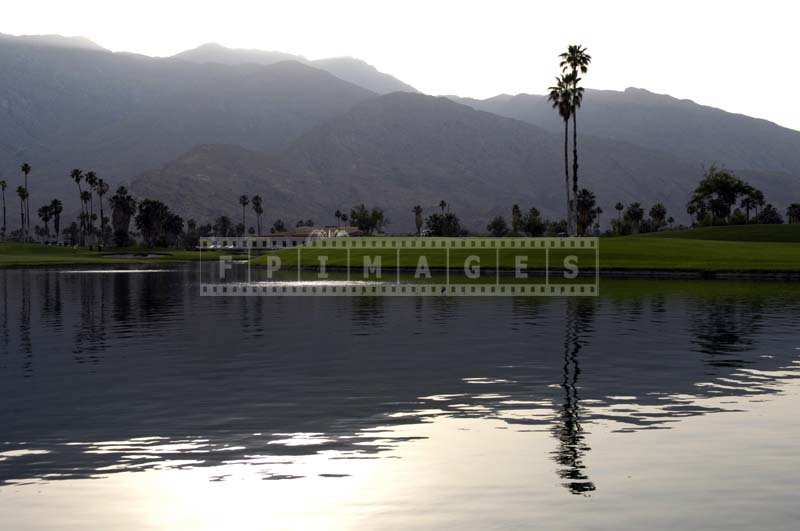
[1,267,799,530]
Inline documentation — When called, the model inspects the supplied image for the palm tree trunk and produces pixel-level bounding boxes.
[23,175,29,239]
[571,111,579,236]
[563,118,570,234]
[99,199,104,247]
[76,183,84,246]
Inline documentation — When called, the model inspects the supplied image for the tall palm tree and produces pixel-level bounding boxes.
[438,200,447,214]
[548,74,573,233]
[80,190,92,245]
[412,205,423,236]
[239,195,249,231]
[559,45,591,233]
[20,163,32,238]
[38,204,52,238]
[85,171,98,240]
[71,169,84,242]
[334,209,342,227]
[16,186,28,234]
[50,199,63,243]
[0,180,6,238]
[252,195,263,235]
[96,178,109,245]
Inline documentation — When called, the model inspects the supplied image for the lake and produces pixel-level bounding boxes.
[1,266,799,530]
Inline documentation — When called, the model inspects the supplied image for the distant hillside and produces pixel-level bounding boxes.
[453,88,800,175]
[0,32,107,51]
[132,93,709,231]
[172,42,303,66]
[129,144,320,224]
[310,57,417,94]
[0,37,374,213]
[174,43,417,94]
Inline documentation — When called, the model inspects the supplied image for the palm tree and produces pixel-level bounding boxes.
[16,186,28,234]
[649,202,668,231]
[252,195,263,235]
[80,190,92,245]
[614,202,624,222]
[96,178,109,245]
[334,209,342,227]
[20,163,32,238]
[439,200,447,214]
[71,169,84,242]
[0,180,6,238]
[548,74,574,233]
[575,188,597,235]
[412,205,423,236]
[740,195,756,223]
[593,206,603,233]
[239,195,249,231]
[625,202,644,234]
[38,204,52,239]
[109,186,137,246]
[787,203,800,224]
[559,45,591,234]
[85,171,98,240]
[50,199,63,243]
[752,189,765,218]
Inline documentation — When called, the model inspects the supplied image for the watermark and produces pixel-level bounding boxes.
[198,236,599,297]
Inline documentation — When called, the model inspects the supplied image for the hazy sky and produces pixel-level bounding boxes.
[3,0,799,130]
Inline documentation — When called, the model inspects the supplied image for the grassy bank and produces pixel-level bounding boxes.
[0,242,225,267]
[4,229,800,274]
[252,234,800,274]
[646,224,800,242]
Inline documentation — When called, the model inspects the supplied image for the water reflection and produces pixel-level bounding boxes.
[0,269,799,493]
[552,298,596,495]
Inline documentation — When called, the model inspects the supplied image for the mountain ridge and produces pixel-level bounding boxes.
[173,42,417,94]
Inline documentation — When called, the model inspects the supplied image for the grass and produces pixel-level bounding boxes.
[646,224,800,242]
[5,225,800,274]
[251,234,800,274]
[0,242,226,267]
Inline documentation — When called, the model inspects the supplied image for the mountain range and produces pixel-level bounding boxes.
[1,33,799,231]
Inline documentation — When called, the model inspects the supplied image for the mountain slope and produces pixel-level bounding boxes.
[310,57,417,94]
[454,88,800,175]
[0,32,107,51]
[174,43,417,94]
[132,93,712,230]
[172,42,304,66]
[0,37,375,212]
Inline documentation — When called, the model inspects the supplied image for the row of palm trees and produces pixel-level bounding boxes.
[548,44,591,236]
[0,163,33,240]
[70,168,110,246]
[238,194,265,235]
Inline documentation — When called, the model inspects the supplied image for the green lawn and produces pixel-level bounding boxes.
[5,231,800,273]
[251,235,800,273]
[646,224,800,242]
[0,242,225,267]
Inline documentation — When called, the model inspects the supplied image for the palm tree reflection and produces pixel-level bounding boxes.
[551,298,596,495]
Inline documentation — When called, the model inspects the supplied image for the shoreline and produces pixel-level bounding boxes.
[3,260,800,280]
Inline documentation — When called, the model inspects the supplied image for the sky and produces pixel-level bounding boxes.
[3,0,799,130]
